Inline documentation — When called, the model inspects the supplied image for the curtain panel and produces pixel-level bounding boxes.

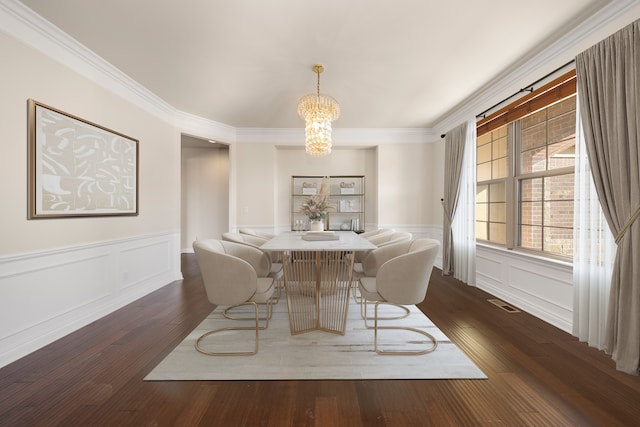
[442,120,476,284]
[575,19,640,375]
[442,122,467,276]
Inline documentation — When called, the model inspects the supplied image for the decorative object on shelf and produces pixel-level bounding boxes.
[337,199,356,212]
[291,175,364,232]
[310,220,324,231]
[297,64,340,157]
[340,223,351,230]
[340,181,355,194]
[301,181,317,195]
[298,176,335,227]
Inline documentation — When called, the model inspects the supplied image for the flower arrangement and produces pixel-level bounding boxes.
[298,177,335,221]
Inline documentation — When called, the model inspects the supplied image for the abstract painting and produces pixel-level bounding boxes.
[28,99,138,218]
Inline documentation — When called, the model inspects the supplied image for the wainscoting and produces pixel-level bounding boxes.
[0,232,182,368]
[475,244,573,332]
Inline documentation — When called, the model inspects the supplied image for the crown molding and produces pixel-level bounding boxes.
[433,0,638,135]
[175,110,237,144]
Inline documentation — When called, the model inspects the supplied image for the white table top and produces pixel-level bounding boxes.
[260,231,377,252]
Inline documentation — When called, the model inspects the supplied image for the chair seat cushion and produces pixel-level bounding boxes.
[358,277,384,302]
[251,277,275,304]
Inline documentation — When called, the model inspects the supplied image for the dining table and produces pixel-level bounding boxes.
[260,231,376,335]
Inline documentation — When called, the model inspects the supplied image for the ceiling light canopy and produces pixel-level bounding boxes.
[297,64,340,157]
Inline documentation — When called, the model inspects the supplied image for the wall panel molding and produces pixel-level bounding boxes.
[475,245,573,332]
[0,232,181,368]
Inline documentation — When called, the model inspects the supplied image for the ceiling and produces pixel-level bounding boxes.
[20,0,607,130]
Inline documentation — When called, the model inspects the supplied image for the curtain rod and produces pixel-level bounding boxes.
[440,59,575,139]
[475,59,575,120]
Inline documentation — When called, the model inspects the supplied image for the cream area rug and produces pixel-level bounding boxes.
[145,296,486,381]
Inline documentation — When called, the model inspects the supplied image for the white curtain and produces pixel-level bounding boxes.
[572,100,616,350]
[451,119,476,284]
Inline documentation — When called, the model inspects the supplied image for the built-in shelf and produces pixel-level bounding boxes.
[291,175,365,232]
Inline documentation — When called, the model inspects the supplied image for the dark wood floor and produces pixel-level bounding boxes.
[1,254,639,426]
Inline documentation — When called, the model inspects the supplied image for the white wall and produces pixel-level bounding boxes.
[476,246,573,332]
[181,145,229,250]
[0,31,181,367]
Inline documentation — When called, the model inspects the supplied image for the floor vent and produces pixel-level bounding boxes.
[488,299,520,313]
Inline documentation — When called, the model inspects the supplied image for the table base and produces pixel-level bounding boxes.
[282,251,354,335]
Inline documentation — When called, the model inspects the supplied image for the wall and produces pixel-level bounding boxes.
[230,142,445,266]
[274,147,377,231]
[0,31,181,367]
[181,145,229,250]
[476,245,573,332]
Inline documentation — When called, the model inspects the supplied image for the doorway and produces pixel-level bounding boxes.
[180,135,229,252]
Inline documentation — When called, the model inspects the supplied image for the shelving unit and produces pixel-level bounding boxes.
[291,175,365,232]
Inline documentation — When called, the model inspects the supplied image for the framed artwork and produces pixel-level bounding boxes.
[27,99,139,218]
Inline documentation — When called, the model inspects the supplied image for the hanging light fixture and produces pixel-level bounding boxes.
[297,64,340,157]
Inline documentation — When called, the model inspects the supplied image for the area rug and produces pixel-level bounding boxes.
[145,296,486,381]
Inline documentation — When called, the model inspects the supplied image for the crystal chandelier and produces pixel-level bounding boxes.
[297,64,340,157]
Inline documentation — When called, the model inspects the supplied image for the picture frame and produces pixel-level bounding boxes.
[27,99,139,218]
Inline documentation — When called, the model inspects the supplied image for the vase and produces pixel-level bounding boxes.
[310,220,324,231]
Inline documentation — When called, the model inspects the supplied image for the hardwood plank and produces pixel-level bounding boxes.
[0,254,639,426]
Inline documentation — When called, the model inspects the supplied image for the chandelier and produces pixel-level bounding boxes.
[297,64,340,157]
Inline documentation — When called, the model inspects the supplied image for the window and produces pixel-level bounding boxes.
[518,97,575,256]
[476,127,508,244]
[476,70,576,258]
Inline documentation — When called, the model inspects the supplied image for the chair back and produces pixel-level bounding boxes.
[222,232,267,247]
[239,228,276,239]
[193,239,267,306]
[222,232,279,263]
[360,228,393,239]
[376,239,440,305]
[368,231,412,247]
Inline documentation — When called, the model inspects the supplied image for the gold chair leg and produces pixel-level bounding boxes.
[361,300,410,327]
[195,302,260,356]
[223,299,273,329]
[372,301,438,356]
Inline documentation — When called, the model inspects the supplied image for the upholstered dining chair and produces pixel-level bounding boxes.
[239,228,276,240]
[192,239,275,356]
[367,231,412,247]
[353,231,412,273]
[357,238,440,355]
[222,232,284,301]
[359,228,394,239]
[351,231,413,304]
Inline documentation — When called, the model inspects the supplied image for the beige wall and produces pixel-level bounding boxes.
[228,143,441,233]
[0,32,180,256]
[181,145,229,250]
[376,142,444,228]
